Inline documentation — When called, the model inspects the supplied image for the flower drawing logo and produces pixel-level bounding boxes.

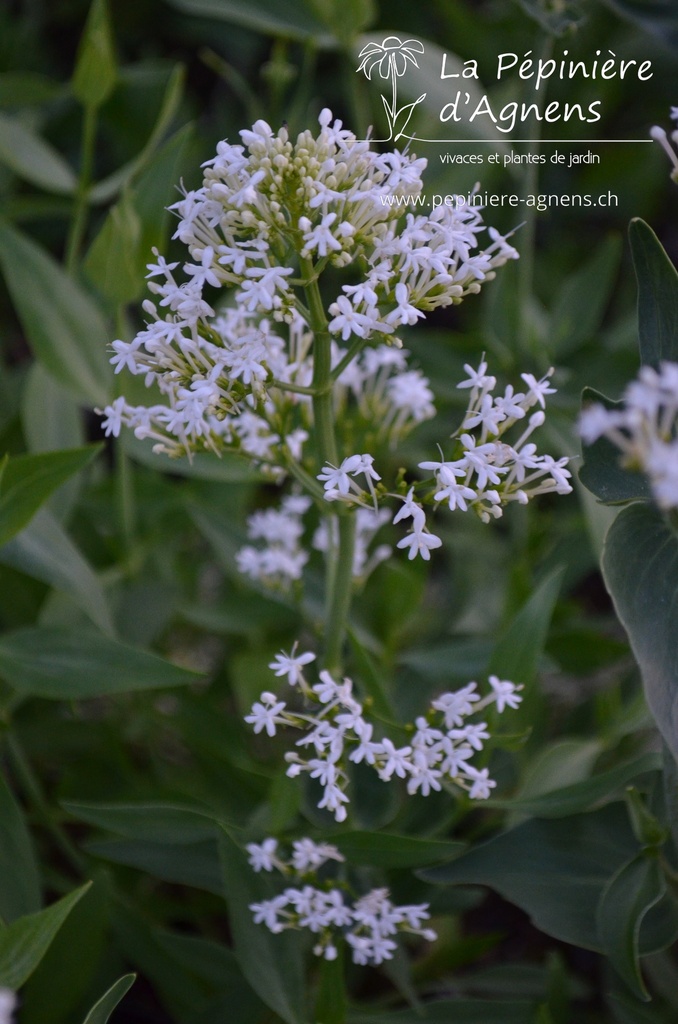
[357,36,426,141]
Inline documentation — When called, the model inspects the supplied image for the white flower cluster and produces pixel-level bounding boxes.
[245,646,522,821]
[246,836,435,964]
[337,344,435,442]
[313,360,572,562]
[419,360,573,523]
[99,108,516,465]
[236,494,312,586]
[650,107,678,183]
[580,361,678,509]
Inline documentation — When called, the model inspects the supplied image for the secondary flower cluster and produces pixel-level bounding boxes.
[246,836,435,964]
[245,646,522,821]
[315,360,573,554]
[650,107,678,183]
[234,359,572,589]
[580,361,678,509]
[99,108,517,468]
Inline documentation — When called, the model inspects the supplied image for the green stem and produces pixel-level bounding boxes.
[269,378,318,397]
[330,335,367,382]
[5,731,85,874]
[301,256,356,674]
[66,104,97,274]
[323,513,356,676]
[302,256,337,469]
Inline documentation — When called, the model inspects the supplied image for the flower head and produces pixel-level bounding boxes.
[357,36,425,80]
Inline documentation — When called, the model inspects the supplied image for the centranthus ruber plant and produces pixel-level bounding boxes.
[101,108,572,994]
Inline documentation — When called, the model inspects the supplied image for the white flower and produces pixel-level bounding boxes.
[291,838,344,872]
[245,692,287,736]
[246,838,281,872]
[465,766,496,800]
[488,675,523,712]
[396,527,443,560]
[269,647,316,686]
[0,991,16,1024]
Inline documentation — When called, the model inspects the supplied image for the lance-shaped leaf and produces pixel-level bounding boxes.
[0,509,115,636]
[630,218,678,369]
[163,0,332,44]
[0,447,101,547]
[81,975,136,1024]
[596,854,667,1001]
[0,222,111,405]
[0,626,202,700]
[602,503,678,764]
[219,827,306,1024]
[0,773,41,923]
[0,113,76,194]
[0,883,91,989]
[72,0,117,109]
[89,64,185,205]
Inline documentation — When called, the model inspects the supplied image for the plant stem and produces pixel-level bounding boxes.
[301,256,356,674]
[323,513,356,675]
[5,731,85,874]
[66,104,97,274]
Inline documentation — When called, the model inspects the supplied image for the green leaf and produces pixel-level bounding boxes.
[163,0,333,44]
[0,883,91,989]
[490,753,661,819]
[0,772,41,923]
[81,975,136,1024]
[550,236,621,356]
[488,567,563,686]
[83,189,142,303]
[88,838,223,894]
[0,510,115,635]
[579,388,651,505]
[219,827,306,1024]
[129,123,194,260]
[20,874,110,1024]
[602,503,678,765]
[124,433,260,481]
[348,998,537,1023]
[21,364,86,521]
[63,800,219,844]
[0,113,77,194]
[422,805,642,952]
[305,0,376,44]
[600,0,678,47]
[0,626,201,699]
[111,905,264,1024]
[315,943,346,1024]
[0,73,65,108]
[334,831,463,868]
[89,64,185,205]
[72,0,117,109]
[0,221,111,405]
[0,447,101,547]
[347,628,393,719]
[630,219,678,369]
[597,855,666,1001]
